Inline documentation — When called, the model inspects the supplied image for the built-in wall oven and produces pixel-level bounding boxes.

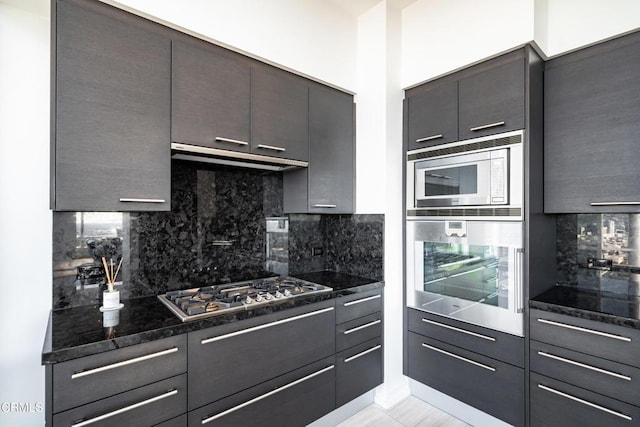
[406,130,525,336]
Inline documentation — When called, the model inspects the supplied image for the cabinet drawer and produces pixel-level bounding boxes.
[188,356,335,427]
[530,309,640,368]
[335,289,382,324]
[53,373,186,427]
[53,334,187,413]
[531,373,639,427]
[188,301,335,410]
[531,340,640,406]
[336,312,382,352]
[407,332,524,427]
[336,338,383,407]
[407,309,524,367]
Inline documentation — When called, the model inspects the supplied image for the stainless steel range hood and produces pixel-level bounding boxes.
[171,142,308,171]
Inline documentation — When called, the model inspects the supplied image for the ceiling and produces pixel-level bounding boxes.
[0,0,49,16]
[324,0,418,17]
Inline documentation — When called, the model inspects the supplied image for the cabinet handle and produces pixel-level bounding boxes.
[537,318,631,342]
[201,365,334,424]
[422,343,495,372]
[344,344,382,363]
[470,121,505,132]
[313,204,337,208]
[416,134,443,143]
[214,137,249,146]
[537,351,631,381]
[119,198,165,203]
[537,384,632,421]
[343,319,381,335]
[71,347,179,379]
[201,307,334,344]
[514,248,524,313]
[256,144,286,152]
[70,389,178,427]
[590,201,640,206]
[421,318,496,342]
[343,294,381,307]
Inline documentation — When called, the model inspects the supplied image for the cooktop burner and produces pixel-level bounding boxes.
[157,276,333,322]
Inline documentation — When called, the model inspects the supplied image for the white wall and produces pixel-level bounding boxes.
[103,0,358,92]
[543,0,640,56]
[0,3,51,426]
[401,0,535,88]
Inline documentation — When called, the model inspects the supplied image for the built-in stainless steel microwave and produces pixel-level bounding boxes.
[407,130,523,220]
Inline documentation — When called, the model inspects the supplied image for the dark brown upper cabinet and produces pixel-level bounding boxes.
[251,69,309,161]
[544,31,640,213]
[458,58,525,141]
[53,0,171,211]
[171,41,251,153]
[407,81,458,151]
[284,84,354,214]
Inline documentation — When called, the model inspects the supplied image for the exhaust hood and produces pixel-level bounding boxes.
[171,142,308,172]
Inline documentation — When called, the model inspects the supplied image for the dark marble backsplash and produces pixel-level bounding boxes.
[53,161,384,309]
[556,214,640,296]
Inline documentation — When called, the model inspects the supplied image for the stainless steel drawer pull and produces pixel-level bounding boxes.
[201,365,334,424]
[537,318,632,342]
[343,319,381,335]
[313,204,337,208]
[201,307,334,344]
[416,134,443,143]
[119,198,165,203]
[71,389,178,427]
[256,144,286,152]
[470,121,505,132]
[538,351,631,381]
[71,347,179,379]
[343,294,381,307]
[422,318,496,342]
[215,137,249,146]
[344,345,382,363]
[422,343,495,372]
[538,384,632,421]
[591,201,640,206]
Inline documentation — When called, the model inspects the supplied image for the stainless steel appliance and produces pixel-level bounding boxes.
[158,276,333,322]
[406,220,524,336]
[407,130,523,220]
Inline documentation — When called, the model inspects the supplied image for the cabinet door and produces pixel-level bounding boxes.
[171,41,251,152]
[187,301,335,410]
[188,357,335,427]
[458,58,525,140]
[531,373,638,427]
[407,332,525,427]
[407,81,458,151]
[336,338,383,407]
[308,85,355,213]
[55,1,170,211]
[251,69,309,161]
[544,37,640,213]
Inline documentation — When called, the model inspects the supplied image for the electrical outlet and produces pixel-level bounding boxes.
[312,247,323,257]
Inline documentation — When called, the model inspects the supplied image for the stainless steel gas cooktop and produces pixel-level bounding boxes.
[157,276,333,322]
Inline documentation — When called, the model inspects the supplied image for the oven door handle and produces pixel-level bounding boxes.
[514,248,524,313]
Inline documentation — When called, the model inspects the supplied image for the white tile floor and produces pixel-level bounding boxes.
[336,396,471,427]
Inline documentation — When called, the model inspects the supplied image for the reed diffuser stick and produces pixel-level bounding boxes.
[113,258,123,285]
[101,256,112,290]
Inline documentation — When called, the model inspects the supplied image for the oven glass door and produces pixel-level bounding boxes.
[407,220,524,336]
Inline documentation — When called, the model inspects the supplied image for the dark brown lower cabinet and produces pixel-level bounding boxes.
[188,357,335,427]
[530,373,639,427]
[407,332,524,427]
[336,337,383,407]
[52,374,187,426]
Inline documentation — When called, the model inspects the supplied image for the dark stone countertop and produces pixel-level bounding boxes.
[530,285,640,330]
[42,271,383,365]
